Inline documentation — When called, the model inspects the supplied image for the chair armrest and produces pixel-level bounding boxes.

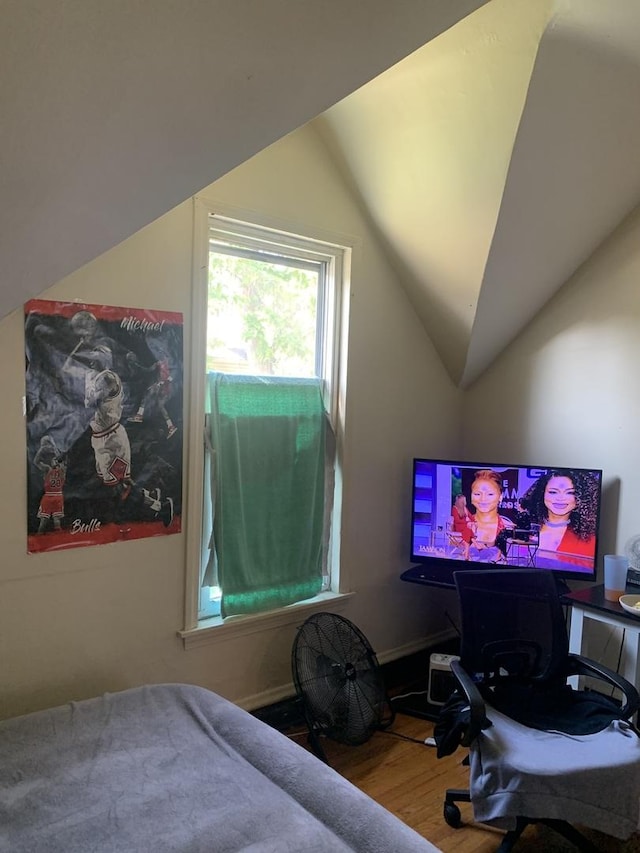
[450,658,488,746]
[567,653,640,719]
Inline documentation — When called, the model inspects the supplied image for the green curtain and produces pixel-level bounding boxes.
[207,372,327,618]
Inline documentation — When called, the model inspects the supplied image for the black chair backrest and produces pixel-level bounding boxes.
[454,569,569,685]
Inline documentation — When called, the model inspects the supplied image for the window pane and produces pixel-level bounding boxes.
[207,251,320,378]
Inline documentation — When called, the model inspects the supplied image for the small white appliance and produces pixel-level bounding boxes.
[428,652,460,706]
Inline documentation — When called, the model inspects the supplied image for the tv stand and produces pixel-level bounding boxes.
[401,564,575,598]
[400,565,456,589]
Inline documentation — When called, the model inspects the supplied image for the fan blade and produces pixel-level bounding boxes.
[291,612,391,746]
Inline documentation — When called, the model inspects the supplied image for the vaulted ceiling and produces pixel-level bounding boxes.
[318,0,640,386]
[3,0,640,388]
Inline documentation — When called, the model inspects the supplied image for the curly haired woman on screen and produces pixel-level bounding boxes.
[521,469,599,558]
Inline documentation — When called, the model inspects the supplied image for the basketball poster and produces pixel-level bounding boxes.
[24,299,183,554]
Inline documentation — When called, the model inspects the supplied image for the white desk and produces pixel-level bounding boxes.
[562,584,640,693]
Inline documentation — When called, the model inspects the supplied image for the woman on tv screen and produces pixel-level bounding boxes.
[468,469,514,562]
[521,469,598,561]
[450,493,474,560]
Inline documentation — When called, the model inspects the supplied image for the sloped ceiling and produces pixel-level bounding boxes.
[317,0,640,387]
[3,0,640,391]
[317,0,554,385]
[0,0,487,322]
[466,0,640,386]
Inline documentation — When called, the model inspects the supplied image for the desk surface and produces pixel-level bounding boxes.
[400,564,456,589]
[561,583,640,627]
[401,569,640,626]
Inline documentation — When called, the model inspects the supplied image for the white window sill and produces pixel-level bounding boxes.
[178,590,354,649]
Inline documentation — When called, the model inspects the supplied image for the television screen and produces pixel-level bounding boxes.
[410,458,603,584]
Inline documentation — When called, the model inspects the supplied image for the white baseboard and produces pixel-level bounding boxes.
[238,628,458,712]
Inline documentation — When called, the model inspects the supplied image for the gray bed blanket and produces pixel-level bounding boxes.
[0,683,440,853]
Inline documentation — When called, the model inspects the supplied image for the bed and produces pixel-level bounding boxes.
[0,682,441,852]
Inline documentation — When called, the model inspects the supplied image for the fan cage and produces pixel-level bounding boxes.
[291,612,394,749]
[624,534,640,571]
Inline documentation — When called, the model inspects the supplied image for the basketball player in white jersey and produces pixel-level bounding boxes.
[86,369,130,488]
[85,369,173,526]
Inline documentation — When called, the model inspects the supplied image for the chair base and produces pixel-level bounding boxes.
[443,788,601,852]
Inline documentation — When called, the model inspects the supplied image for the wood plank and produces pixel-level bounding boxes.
[291,712,640,852]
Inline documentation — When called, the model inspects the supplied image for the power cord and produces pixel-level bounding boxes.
[444,610,461,638]
[611,628,625,697]
[381,729,437,747]
[615,628,625,674]
[285,729,315,741]
[286,726,438,748]
[391,688,430,702]
[596,624,625,697]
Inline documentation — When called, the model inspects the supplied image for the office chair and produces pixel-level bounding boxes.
[436,569,640,853]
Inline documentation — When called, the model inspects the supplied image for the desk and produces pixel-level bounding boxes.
[561,584,640,694]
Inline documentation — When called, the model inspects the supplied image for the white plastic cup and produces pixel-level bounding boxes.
[603,554,628,602]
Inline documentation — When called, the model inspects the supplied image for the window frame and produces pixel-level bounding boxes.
[181,197,351,641]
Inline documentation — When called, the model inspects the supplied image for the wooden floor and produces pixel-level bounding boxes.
[288,711,640,853]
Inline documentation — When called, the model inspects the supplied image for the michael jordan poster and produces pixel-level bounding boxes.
[24,299,183,554]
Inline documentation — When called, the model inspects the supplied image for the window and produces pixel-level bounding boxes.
[185,202,348,629]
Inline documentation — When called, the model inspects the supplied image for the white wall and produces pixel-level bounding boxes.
[464,202,640,553]
[463,203,640,661]
[0,123,461,720]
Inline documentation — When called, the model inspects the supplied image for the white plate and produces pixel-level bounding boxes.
[619,594,640,616]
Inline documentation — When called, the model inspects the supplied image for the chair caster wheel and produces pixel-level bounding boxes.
[444,803,462,828]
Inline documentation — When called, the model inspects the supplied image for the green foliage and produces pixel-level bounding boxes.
[207,251,318,376]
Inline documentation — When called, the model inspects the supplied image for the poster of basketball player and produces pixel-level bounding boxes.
[24,299,183,554]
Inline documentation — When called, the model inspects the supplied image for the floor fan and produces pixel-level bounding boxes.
[291,611,394,762]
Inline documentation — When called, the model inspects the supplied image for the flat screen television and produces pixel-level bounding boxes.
[409,458,603,587]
